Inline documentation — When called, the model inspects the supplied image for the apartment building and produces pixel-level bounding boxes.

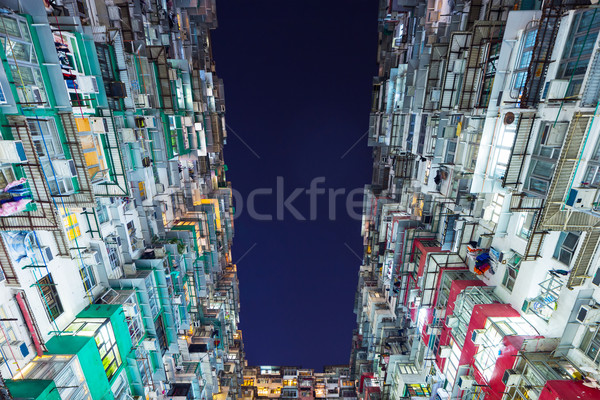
[240,366,357,400]
[0,0,244,399]
[351,0,600,399]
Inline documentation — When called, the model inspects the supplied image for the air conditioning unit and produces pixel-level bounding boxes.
[576,304,600,324]
[457,375,475,390]
[144,116,157,129]
[439,345,452,358]
[502,369,521,386]
[25,86,43,104]
[34,246,54,263]
[427,326,441,335]
[471,329,486,345]
[446,315,458,328]
[78,76,99,93]
[142,339,157,351]
[545,79,569,100]
[173,295,182,305]
[54,159,77,178]
[90,117,109,134]
[2,341,28,360]
[566,188,597,209]
[431,88,441,102]
[121,128,137,143]
[135,94,150,109]
[123,263,136,275]
[0,140,27,163]
[83,250,101,265]
[123,304,136,317]
[443,125,457,138]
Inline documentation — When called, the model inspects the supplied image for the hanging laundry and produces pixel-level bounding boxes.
[4,177,26,191]
[0,198,31,217]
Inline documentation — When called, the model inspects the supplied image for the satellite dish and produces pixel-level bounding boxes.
[504,112,515,125]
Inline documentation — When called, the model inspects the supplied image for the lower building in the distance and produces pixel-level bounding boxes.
[240,366,357,400]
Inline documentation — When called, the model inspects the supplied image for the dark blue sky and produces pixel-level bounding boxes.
[211,0,378,370]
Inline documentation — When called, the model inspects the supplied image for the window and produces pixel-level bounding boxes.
[106,244,120,271]
[502,252,522,292]
[80,263,96,292]
[62,210,81,241]
[513,30,537,91]
[0,166,16,191]
[491,122,516,179]
[0,15,48,107]
[484,193,505,224]
[558,9,600,97]
[75,118,107,182]
[36,274,63,321]
[27,119,63,159]
[0,306,16,365]
[579,325,600,365]
[526,124,563,194]
[553,232,580,265]
[443,339,461,387]
[516,212,536,240]
[94,321,122,380]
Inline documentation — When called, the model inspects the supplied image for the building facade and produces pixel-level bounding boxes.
[0,0,244,399]
[351,0,600,399]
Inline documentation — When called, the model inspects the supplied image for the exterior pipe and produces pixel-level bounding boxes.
[15,292,43,357]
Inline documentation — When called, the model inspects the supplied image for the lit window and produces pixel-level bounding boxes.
[94,322,122,380]
[484,193,504,224]
[62,211,81,241]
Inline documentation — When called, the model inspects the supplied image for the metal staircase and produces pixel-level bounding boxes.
[567,230,600,288]
[503,113,536,188]
[581,49,600,107]
[0,116,61,231]
[540,114,600,230]
[520,2,563,108]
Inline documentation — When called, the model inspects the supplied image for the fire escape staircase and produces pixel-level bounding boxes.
[541,115,600,230]
[502,113,536,188]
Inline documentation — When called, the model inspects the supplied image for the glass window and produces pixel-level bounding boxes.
[80,264,96,292]
[553,232,580,265]
[36,274,63,321]
[559,10,600,97]
[94,321,122,380]
[62,210,81,241]
[580,326,600,365]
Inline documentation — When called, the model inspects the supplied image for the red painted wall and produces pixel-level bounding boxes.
[435,280,487,370]
[539,380,600,400]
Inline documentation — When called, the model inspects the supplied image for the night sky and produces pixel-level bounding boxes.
[211,1,378,370]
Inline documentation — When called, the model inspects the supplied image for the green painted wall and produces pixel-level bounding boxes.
[45,335,111,399]
[6,379,60,400]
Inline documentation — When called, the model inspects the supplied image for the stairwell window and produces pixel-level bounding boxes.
[558,9,600,97]
[36,274,64,322]
[516,212,536,240]
[62,210,81,241]
[512,30,537,93]
[553,232,580,265]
